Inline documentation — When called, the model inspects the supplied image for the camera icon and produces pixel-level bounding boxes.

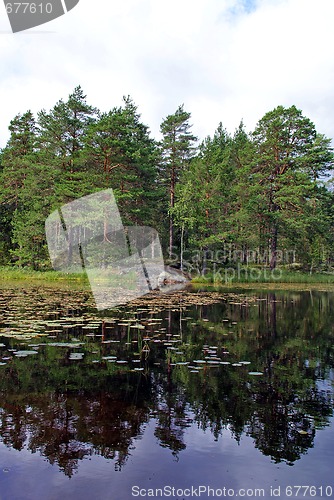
[45,189,166,310]
[4,0,79,33]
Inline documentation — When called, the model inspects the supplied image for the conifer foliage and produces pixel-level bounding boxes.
[0,91,333,272]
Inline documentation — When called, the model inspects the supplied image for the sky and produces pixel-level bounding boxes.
[0,0,334,148]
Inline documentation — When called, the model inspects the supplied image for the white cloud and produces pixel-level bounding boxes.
[0,0,334,148]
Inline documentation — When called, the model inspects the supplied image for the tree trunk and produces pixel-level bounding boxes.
[180,223,184,271]
[270,225,278,270]
[67,225,73,268]
[169,164,175,259]
[202,246,208,276]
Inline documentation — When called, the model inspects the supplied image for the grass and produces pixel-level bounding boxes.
[2,265,334,287]
[0,266,138,289]
[0,266,89,282]
[191,268,334,285]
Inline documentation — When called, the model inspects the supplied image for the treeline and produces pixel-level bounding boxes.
[0,86,333,272]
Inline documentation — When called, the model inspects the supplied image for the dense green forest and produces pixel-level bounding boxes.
[0,86,334,274]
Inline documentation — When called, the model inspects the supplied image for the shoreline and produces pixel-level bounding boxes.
[2,267,334,290]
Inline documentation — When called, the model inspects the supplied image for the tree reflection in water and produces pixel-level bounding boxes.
[0,289,333,477]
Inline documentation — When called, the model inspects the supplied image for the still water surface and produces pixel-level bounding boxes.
[0,284,333,499]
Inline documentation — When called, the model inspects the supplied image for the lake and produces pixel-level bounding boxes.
[0,283,334,499]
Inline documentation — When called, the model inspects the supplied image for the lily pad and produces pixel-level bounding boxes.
[14,350,38,356]
[69,353,84,360]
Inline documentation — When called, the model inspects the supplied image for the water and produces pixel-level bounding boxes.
[0,284,333,499]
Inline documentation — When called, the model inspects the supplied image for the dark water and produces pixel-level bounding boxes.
[0,284,334,500]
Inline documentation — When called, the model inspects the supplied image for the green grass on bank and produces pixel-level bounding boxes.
[2,265,334,286]
[0,266,89,283]
[0,266,137,288]
[191,268,334,284]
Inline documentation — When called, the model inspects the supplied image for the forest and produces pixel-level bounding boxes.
[0,86,334,276]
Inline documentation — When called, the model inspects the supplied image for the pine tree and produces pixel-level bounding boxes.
[37,86,99,205]
[83,96,160,226]
[160,105,197,260]
[173,122,250,273]
[37,85,97,171]
[0,111,37,207]
[250,105,334,269]
[0,111,39,265]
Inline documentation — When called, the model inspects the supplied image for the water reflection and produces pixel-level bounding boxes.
[0,287,334,477]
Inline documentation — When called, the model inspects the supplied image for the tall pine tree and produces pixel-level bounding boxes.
[160,105,197,260]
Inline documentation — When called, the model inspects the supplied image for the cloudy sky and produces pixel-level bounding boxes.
[0,0,334,148]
